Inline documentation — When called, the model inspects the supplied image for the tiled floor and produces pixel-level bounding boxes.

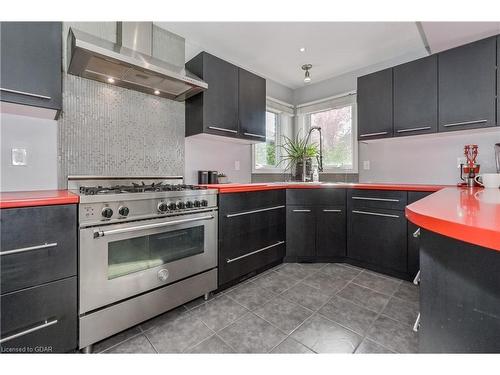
[93,263,419,354]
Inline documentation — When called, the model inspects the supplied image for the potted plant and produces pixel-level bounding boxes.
[279,134,319,181]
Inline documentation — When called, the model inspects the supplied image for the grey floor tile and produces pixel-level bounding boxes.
[144,313,213,353]
[187,334,235,353]
[183,293,217,310]
[298,263,327,271]
[337,283,390,313]
[251,271,299,294]
[302,272,350,296]
[352,271,401,295]
[318,295,378,335]
[321,263,362,280]
[393,281,419,304]
[271,337,315,353]
[275,263,314,280]
[104,334,156,354]
[291,314,362,353]
[253,296,313,334]
[218,313,287,353]
[190,295,249,331]
[355,338,395,354]
[280,282,331,311]
[93,326,142,353]
[367,315,418,353]
[140,305,188,332]
[225,281,277,310]
[382,296,419,326]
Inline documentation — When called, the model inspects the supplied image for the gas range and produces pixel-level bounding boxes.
[68,176,218,227]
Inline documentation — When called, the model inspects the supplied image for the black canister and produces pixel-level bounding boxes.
[198,170,209,184]
[208,171,219,184]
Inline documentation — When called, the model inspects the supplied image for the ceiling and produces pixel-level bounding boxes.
[155,22,500,90]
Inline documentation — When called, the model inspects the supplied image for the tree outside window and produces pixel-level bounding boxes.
[255,111,278,168]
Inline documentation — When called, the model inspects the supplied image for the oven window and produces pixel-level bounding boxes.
[107,225,205,280]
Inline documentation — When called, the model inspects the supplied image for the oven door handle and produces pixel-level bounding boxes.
[93,215,215,238]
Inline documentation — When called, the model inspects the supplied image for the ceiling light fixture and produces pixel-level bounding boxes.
[154,89,160,95]
[107,77,115,84]
[302,64,312,83]
[299,47,306,52]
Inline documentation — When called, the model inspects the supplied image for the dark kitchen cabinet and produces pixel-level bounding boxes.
[316,207,346,258]
[393,55,438,136]
[498,36,500,126]
[438,37,497,132]
[239,69,266,140]
[186,52,239,137]
[357,68,393,140]
[286,206,316,259]
[407,191,432,279]
[0,22,62,117]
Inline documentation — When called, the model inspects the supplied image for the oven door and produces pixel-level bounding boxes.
[79,211,217,314]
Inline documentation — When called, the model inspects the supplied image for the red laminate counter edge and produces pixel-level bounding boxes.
[0,190,79,209]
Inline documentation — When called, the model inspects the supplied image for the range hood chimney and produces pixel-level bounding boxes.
[67,22,207,101]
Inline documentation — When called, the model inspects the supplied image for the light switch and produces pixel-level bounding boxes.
[11,148,27,166]
[363,160,370,170]
[234,160,240,171]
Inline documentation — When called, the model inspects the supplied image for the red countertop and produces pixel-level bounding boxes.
[406,187,500,252]
[0,190,79,209]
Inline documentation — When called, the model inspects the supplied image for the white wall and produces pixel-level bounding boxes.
[359,127,500,184]
[0,113,58,191]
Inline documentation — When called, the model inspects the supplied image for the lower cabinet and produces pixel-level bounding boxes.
[407,191,432,278]
[286,206,316,259]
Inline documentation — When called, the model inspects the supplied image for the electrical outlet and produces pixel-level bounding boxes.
[457,157,466,168]
[11,148,27,166]
[363,160,370,170]
[234,160,240,171]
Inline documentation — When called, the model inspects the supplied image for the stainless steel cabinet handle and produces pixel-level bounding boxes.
[352,196,400,203]
[396,126,431,133]
[412,313,420,333]
[0,87,52,100]
[443,119,487,128]
[226,205,285,218]
[413,270,421,285]
[292,209,311,213]
[94,215,214,238]
[0,319,58,344]
[208,126,238,134]
[352,210,400,219]
[359,131,388,137]
[323,209,342,213]
[226,241,285,263]
[0,242,58,256]
[243,132,265,138]
[413,228,421,238]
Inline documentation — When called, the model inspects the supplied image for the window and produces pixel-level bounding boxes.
[254,111,279,169]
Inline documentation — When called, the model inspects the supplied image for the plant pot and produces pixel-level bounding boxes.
[293,159,312,181]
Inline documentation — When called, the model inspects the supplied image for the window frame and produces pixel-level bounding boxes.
[252,109,287,174]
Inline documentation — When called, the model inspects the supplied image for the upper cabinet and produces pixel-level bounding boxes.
[438,36,497,132]
[357,68,393,140]
[185,51,266,142]
[0,22,62,119]
[393,55,438,136]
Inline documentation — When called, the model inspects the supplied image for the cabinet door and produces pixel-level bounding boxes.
[286,206,316,259]
[347,208,407,273]
[202,53,239,134]
[406,191,432,279]
[498,36,499,126]
[438,37,496,132]
[357,68,393,140]
[239,68,266,140]
[0,22,62,111]
[316,206,346,258]
[394,55,437,136]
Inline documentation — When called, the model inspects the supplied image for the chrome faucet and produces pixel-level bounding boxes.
[302,126,323,182]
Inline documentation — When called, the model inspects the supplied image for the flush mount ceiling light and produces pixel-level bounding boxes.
[302,64,312,83]
[107,77,115,84]
[299,47,306,52]
[154,89,160,95]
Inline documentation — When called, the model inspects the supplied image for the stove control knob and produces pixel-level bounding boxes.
[101,207,113,219]
[185,201,194,208]
[177,201,186,209]
[193,200,201,208]
[157,202,168,212]
[118,206,129,216]
[168,202,177,211]
[201,199,208,207]
[157,268,169,282]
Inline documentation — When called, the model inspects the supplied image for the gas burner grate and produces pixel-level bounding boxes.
[79,183,207,195]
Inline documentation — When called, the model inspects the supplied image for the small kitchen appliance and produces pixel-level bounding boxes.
[459,144,480,187]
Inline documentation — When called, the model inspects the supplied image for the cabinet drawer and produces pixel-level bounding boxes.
[0,277,77,353]
[348,189,407,211]
[219,190,285,216]
[0,205,77,294]
[286,189,346,206]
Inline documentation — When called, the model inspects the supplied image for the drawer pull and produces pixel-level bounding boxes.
[292,209,311,213]
[412,313,420,332]
[396,126,431,133]
[359,131,388,137]
[0,87,52,100]
[323,209,342,213]
[352,196,400,203]
[0,242,58,256]
[413,228,421,238]
[226,241,285,264]
[226,205,285,218]
[0,319,58,344]
[413,270,421,285]
[443,119,487,128]
[208,126,238,134]
[243,132,265,138]
[352,210,400,219]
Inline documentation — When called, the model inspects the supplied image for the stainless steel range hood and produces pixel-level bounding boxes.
[67,22,207,101]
